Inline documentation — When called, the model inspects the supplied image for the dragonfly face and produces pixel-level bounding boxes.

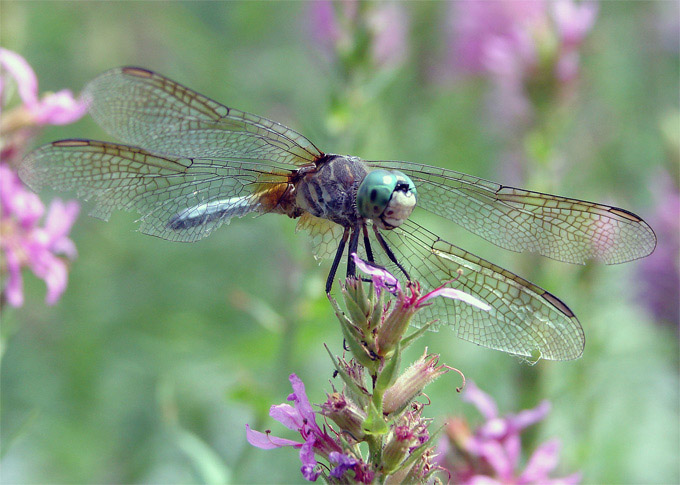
[19,67,657,361]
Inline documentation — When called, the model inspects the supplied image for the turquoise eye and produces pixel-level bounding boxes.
[357,170,394,219]
[357,169,417,221]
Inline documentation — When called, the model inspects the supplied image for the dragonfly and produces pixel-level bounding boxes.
[19,67,657,361]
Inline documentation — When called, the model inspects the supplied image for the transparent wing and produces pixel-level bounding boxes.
[296,213,345,262]
[379,220,585,361]
[367,160,656,265]
[83,67,323,164]
[19,140,293,242]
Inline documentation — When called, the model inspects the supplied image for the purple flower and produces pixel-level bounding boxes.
[246,373,343,481]
[351,253,491,355]
[328,451,358,478]
[0,51,84,308]
[446,0,598,120]
[307,0,408,69]
[637,172,679,326]
[0,48,87,126]
[552,0,599,48]
[0,49,87,166]
[351,252,400,295]
[351,252,491,311]
[0,164,79,307]
[448,0,545,74]
[438,381,581,484]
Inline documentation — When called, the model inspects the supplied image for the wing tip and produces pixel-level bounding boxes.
[541,290,576,319]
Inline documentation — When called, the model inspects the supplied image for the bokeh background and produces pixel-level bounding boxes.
[1,1,678,483]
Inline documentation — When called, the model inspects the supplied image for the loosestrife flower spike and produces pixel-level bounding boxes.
[250,263,491,482]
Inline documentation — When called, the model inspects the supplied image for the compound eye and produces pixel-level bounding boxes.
[357,170,396,219]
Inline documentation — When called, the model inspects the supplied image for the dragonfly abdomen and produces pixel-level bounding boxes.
[167,196,257,230]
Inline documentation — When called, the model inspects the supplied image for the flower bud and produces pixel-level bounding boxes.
[383,351,449,415]
[376,298,417,356]
[320,392,367,442]
[382,425,415,473]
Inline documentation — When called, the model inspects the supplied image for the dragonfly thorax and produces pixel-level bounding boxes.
[295,154,370,227]
[357,169,417,230]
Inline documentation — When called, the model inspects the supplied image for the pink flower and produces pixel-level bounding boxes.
[351,252,400,295]
[448,0,545,74]
[307,0,408,69]
[446,0,598,119]
[0,48,87,126]
[437,381,581,484]
[0,50,83,307]
[552,0,599,47]
[351,252,491,312]
[0,164,79,307]
[246,373,344,481]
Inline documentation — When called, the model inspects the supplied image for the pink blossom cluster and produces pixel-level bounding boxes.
[437,381,581,484]
[448,0,598,119]
[1,48,85,307]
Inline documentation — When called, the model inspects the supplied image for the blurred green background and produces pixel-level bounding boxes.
[1,1,678,483]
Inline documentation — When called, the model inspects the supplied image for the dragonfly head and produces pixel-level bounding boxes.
[357,169,417,229]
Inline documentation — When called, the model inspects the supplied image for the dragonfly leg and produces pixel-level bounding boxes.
[373,225,411,281]
[346,224,362,279]
[362,223,375,263]
[326,226,351,294]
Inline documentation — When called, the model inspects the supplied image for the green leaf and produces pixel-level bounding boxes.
[400,319,437,351]
[374,342,401,406]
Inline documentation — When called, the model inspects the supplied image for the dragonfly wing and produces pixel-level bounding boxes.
[368,160,656,265]
[83,67,323,164]
[19,140,292,243]
[379,220,585,361]
[296,213,345,262]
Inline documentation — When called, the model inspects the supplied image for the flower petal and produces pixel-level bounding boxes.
[40,254,68,305]
[420,287,491,311]
[33,89,88,125]
[463,381,498,420]
[518,439,561,483]
[351,252,400,294]
[270,403,304,431]
[329,451,358,478]
[3,248,24,307]
[299,437,320,481]
[475,439,513,481]
[288,374,318,428]
[509,400,551,431]
[245,424,301,450]
[0,48,38,108]
[44,198,80,243]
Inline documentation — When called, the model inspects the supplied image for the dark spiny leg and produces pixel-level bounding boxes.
[346,224,361,279]
[362,223,374,263]
[373,225,410,280]
[326,226,351,294]
[357,223,377,284]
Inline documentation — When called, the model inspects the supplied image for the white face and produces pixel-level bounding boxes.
[377,190,417,230]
